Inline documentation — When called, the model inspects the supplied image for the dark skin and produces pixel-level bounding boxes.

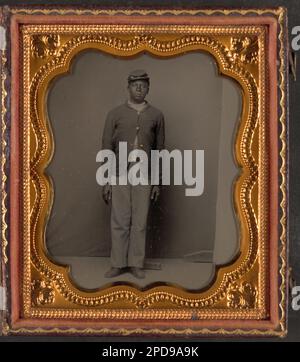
[103,79,160,204]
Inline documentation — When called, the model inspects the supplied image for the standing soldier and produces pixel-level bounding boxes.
[102,70,165,279]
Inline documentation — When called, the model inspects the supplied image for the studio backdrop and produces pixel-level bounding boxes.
[46,50,241,265]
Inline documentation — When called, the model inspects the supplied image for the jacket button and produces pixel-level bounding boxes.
[140,144,144,148]
[136,126,140,130]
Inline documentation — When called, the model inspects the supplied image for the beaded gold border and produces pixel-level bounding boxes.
[23,25,263,318]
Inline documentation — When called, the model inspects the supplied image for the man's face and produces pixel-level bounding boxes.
[128,80,149,103]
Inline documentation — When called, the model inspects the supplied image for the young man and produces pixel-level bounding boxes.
[102,69,165,279]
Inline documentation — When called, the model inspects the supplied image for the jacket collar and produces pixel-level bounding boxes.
[126,100,150,113]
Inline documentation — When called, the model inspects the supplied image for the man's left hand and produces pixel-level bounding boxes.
[151,186,160,203]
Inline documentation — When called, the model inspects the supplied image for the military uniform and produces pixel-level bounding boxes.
[102,70,165,269]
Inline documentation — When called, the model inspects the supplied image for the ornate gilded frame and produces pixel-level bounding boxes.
[0,7,288,337]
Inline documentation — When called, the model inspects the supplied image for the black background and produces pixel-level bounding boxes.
[0,0,299,343]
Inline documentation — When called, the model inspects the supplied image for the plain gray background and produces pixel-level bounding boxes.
[46,50,240,264]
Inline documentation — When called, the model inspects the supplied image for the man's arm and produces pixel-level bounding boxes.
[151,112,165,201]
[156,112,165,152]
[101,110,115,203]
[157,113,165,186]
[102,110,115,151]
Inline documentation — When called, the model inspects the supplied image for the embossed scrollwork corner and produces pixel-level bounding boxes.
[227,281,257,309]
[226,36,258,64]
[31,279,55,306]
[31,34,60,58]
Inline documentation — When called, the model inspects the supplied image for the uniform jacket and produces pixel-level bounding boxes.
[102,102,165,181]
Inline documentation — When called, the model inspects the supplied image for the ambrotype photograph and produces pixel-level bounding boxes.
[45,50,241,290]
[3,8,287,336]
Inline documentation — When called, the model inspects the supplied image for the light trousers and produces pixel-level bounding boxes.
[110,183,151,268]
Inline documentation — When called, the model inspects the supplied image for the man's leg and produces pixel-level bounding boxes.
[128,184,151,269]
[110,183,131,268]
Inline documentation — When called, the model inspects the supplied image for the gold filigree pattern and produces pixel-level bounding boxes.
[226,37,258,64]
[1,51,8,265]
[31,279,55,306]
[8,326,286,337]
[278,9,288,335]
[0,50,9,337]
[227,282,257,309]
[31,34,60,58]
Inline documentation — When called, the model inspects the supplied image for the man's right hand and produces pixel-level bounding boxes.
[102,184,112,204]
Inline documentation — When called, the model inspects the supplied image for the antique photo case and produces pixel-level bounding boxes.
[0,7,289,337]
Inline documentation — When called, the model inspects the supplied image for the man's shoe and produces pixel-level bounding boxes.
[104,267,123,278]
[130,267,145,279]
